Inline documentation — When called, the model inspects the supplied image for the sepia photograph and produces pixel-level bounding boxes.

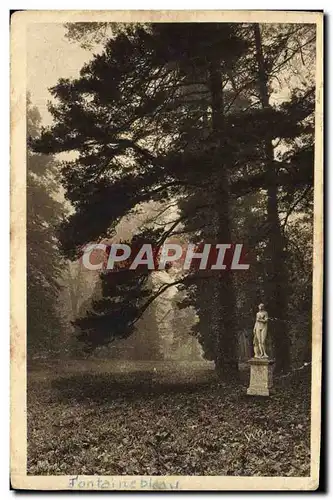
[10,10,323,490]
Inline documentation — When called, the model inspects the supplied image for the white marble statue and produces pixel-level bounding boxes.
[253,303,268,358]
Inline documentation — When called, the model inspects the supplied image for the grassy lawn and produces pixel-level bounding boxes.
[27,360,311,476]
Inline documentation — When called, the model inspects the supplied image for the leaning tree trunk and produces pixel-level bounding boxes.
[253,24,290,372]
[208,57,238,381]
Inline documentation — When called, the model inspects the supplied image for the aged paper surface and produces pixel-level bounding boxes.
[11,10,323,491]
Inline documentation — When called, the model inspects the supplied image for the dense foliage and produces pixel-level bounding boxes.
[31,23,315,376]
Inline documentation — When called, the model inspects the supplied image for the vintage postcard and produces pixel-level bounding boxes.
[11,10,323,491]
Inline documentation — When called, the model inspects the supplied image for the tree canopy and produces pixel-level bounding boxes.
[31,22,316,376]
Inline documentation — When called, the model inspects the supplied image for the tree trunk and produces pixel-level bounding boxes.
[253,24,290,372]
[209,58,238,381]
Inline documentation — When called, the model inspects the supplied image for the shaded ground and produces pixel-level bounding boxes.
[27,360,311,476]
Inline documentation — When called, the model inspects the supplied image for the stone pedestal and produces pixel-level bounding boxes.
[247,358,275,396]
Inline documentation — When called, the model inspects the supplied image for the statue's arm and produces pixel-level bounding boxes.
[261,312,268,323]
[253,314,258,333]
[256,312,268,324]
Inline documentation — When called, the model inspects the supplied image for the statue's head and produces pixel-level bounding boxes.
[258,303,265,311]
